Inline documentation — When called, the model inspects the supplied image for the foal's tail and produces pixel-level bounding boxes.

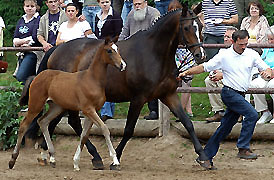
[19,75,36,106]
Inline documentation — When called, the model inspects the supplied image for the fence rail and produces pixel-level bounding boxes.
[1,43,274,52]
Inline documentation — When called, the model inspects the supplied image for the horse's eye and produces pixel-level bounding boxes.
[184,27,189,31]
[107,49,112,54]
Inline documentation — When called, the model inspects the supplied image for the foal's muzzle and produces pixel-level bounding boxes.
[120,60,126,71]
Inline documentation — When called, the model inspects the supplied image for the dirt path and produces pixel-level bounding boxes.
[1,129,274,180]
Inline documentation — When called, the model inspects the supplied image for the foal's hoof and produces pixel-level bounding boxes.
[50,161,56,168]
[91,159,104,170]
[8,159,15,169]
[37,158,48,166]
[109,163,121,171]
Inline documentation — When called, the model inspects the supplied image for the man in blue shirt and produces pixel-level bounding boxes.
[249,26,274,124]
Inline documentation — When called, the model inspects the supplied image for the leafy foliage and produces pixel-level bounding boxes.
[259,0,274,26]
[0,81,24,150]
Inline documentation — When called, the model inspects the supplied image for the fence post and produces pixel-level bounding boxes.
[158,101,170,137]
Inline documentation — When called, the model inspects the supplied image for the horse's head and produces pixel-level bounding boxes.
[103,37,126,71]
[179,3,205,64]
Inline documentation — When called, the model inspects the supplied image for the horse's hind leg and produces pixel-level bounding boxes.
[85,110,120,170]
[67,110,104,170]
[37,101,65,168]
[160,93,210,169]
[9,111,42,169]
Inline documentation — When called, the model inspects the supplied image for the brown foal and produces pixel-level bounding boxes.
[9,38,126,171]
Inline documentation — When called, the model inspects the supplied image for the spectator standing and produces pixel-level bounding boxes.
[82,0,101,31]
[179,30,272,169]
[121,0,133,24]
[249,26,274,124]
[13,0,41,84]
[201,0,238,61]
[155,0,172,15]
[36,0,68,73]
[94,0,123,121]
[205,26,237,122]
[240,1,269,44]
[56,3,94,45]
[0,16,5,61]
[119,0,160,120]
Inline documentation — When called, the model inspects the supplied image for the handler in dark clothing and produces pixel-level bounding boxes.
[178,30,272,169]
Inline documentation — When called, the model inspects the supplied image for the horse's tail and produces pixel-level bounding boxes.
[19,75,36,106]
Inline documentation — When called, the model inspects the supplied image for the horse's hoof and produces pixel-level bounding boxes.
[50,161,56,168]
[91,159,104,170]
[196,158,211,170]
[8,159,15,169]
[37,158,48,166]
[109,163,121,171]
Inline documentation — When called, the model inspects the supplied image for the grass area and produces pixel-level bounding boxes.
[0,50,212,120]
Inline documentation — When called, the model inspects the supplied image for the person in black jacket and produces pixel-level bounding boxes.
[95,0,123,121]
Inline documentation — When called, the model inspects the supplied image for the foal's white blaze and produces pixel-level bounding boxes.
[121,60,127,71]
[112,43,127,71]
[111,44,118,53]
[73,145,81,171]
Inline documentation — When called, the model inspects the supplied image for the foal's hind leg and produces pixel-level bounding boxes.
[37,101,65,168]
[9,111,42,169]
[85,110,120,170]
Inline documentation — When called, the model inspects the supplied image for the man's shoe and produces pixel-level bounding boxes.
[269,119,274,124]
[144,111,158,120]
[206,113,222,123]
[237,149,257,159]
[257,111,272,124]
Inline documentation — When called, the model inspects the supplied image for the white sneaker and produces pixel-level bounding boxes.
[257,111,273,124]
[269,119,274,124]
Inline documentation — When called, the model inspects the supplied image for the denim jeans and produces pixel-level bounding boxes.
[121,0,133,24]
[101,102,115,117]
[155,0,172,15]
[204,86,258,161]
[16,52,37,84]
[82,6,101,32]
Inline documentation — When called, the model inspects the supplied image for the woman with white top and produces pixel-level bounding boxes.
[56,3,95,45]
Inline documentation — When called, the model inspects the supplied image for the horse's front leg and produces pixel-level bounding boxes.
[67,110,104,170]
[38,101,65,168]
[87,110,120,170]
[115,99,145,161]
[161,93,210,169]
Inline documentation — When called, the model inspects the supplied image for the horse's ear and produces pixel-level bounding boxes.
[112,36,119,43]
[104,36,111,45]
[192,2,202,15]
[181,2,188,17]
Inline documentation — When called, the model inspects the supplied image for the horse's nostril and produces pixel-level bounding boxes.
[195,53,201,59]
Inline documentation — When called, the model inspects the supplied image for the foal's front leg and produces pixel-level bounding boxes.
[87,110,120,170]
[73,115,93,171]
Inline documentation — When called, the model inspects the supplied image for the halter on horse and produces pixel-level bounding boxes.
[19,4,210,170]
[9,39,126,170]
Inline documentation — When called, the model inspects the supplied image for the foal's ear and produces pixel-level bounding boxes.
[104,36,111,45]
[111,36,119,43]
[181,2,188,17]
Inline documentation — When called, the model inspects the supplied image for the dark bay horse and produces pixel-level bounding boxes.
[20,5,210,170]
[9,39,126,170]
